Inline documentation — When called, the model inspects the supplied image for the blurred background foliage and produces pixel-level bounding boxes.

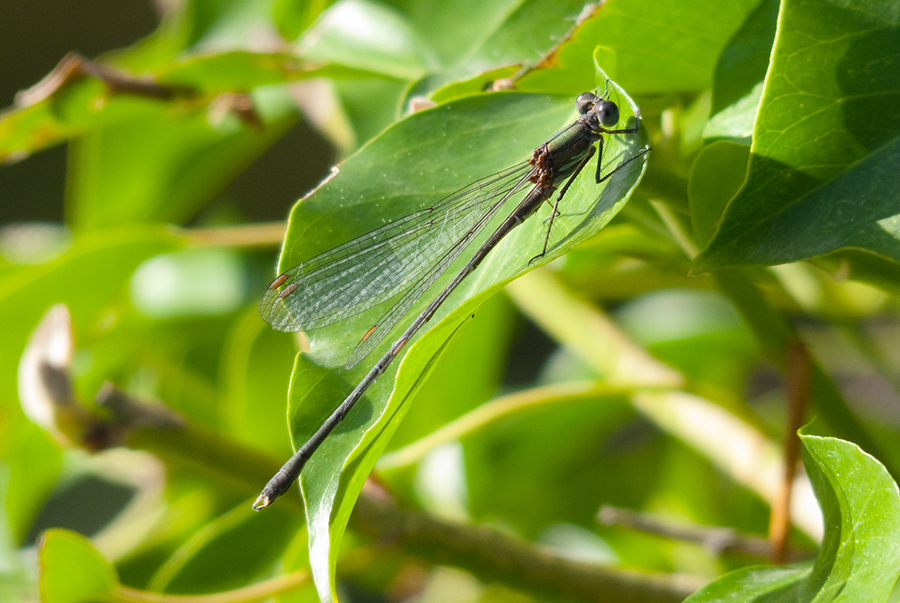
[2,0,900,601]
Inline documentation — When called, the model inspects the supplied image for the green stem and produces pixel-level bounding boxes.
[378,380,641,470]
[112,570,308,603]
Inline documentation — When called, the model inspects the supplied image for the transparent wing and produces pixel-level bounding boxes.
[344,171,536,368]
[260,161,536,334]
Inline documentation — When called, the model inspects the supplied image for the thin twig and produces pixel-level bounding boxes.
[14,52,262,129]
[15,53,191,106]
[598,506,811,562]
[183,222,287,248]
[771,340,809,563]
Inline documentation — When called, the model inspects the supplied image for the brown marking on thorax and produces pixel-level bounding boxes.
[528,144,555,188]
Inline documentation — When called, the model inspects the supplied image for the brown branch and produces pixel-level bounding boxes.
[14,52,262,129]
[15,53,192,107]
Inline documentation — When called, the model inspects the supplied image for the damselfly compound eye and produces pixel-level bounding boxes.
[576,92,599,115]
[596,100,620,128]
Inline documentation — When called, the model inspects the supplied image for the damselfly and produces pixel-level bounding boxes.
[255,84,649,509]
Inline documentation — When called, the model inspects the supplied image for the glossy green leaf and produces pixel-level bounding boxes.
[180,0,274,47]
[385,0,587,73]
[38,529,117,603]
[703,82,764,142]
[430,66,522,104]
[272,0,335,40]
[685,433,900,602]
[702,0,776,143]
[707,0,779,122]
[272,76,647,600]
[693,0,900,272]
[459,0,592,72]
[321,0,593,112]
[519,0,762,95]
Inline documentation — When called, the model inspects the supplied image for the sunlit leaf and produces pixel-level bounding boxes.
[694,0,900,272]
[519,0,762,95]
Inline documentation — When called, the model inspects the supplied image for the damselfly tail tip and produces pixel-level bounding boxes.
[252,494,271,511]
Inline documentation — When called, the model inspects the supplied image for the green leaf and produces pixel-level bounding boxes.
[38,529,117,603]
[459,0,593,72]
[684,433,900,602]
[708,0,779,118]
[411,0,592,99]
[221,309,297,456]
[158,51,373,92]
[384,0,588,74]
[689,141,751,247]
[2,427,61,546]
[298,0,438,79]
[68,91,297,231]
[272,0,334,40]
[703,0,777,142]
[316,0,594,110]
[273,74,647,601]
[693,0,900,272]
[523,0,762,95]
[149,503,301,594]
[702,0,777,141]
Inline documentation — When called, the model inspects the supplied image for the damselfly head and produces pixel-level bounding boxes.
[576,91,621,130]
